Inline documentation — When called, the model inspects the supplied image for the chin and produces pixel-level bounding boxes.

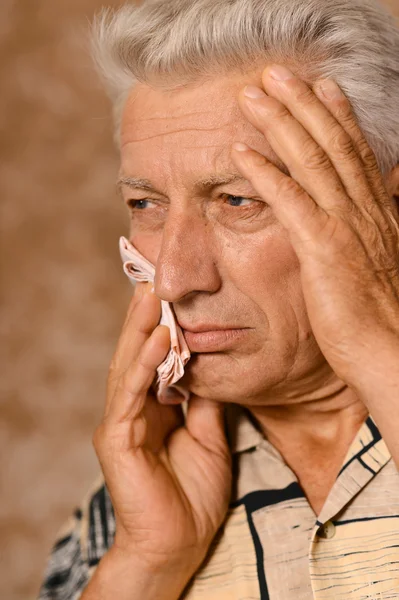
[181,352,264,403]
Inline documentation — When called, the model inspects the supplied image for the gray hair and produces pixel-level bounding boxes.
[91,0,399,174]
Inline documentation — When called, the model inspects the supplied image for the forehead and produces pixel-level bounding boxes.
[121,74,254,144]
[120,72,284,181]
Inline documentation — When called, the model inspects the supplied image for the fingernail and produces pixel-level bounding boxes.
[142,282,154,294]
[232,142,249,152]
[318,79,344,101]
[244,85,266,99]
[138,283,152,299]
[268,65,295,81]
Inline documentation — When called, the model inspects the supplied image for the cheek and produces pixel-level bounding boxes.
[249,230,312,341]
[220,224,300,301]
[130,230,162,266]
[220,226,313,340]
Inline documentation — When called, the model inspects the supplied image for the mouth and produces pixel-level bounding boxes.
[181,326,250,353]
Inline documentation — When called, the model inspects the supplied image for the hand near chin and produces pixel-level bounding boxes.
[92,282,232,583]
[232,65,399,388]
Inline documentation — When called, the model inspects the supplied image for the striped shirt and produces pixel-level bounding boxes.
[38,403,399,599]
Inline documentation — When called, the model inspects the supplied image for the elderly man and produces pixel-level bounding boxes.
[38,0,399,598]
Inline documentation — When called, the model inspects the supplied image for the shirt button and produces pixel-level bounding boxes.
[317,521,336,539]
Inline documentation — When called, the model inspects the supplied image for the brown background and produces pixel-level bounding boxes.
[1,1,398,599]
[0,1,128,598]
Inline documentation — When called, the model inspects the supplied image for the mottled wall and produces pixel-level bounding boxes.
[0,1,129,598]
[1,1,398,599]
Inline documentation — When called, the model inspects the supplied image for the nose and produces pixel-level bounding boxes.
[154,209,221,303]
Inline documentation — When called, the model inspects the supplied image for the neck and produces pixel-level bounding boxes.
[248,381,369,514]
[249,378,368,451]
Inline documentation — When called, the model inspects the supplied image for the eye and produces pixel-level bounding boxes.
[127,199,156,210]
[224,194,254,207]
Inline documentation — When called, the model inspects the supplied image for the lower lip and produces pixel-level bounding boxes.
[183,329,248,352]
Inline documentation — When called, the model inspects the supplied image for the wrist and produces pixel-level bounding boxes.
[348,331,399,401]
[82,544,197,600]
[347,331,399,470]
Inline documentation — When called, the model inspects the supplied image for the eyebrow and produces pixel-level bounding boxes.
[117,173,248,194]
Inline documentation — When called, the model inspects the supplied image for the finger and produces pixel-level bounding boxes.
[185,396,230,460]
[111,291,161,377]
[262,67,388,226]
[231,142,331,249]
[259,67,378,218]
[248,68,395,235]
[238,86,354,217]
[313,78,394,213]
[105,324,170,423]
[112,282,155,368]
[107,291,162,406]
[127,281,153,318]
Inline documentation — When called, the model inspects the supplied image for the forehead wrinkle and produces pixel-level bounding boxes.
[138,108,221,122]
[122,123,237,145]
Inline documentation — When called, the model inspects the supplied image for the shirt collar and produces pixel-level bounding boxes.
[224,403,265,453]
[315,414,391,525]
[207,401,391,469]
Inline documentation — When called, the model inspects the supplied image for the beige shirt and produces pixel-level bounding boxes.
[38,403,399,599]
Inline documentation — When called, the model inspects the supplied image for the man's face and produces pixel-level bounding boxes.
[119,72,335,405]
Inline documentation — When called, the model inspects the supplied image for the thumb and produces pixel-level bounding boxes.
[185,396,230,459]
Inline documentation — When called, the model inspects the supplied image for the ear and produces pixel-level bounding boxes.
[385,164,399,218]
